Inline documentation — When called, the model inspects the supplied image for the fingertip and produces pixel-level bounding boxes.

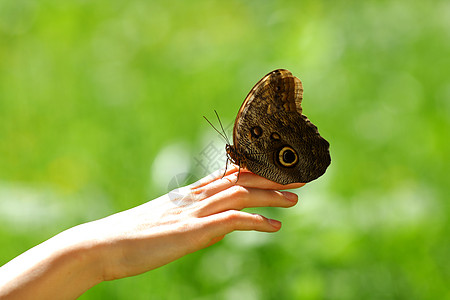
[281,191,298,204]
[281,182,306,189]
[267,218,282,230]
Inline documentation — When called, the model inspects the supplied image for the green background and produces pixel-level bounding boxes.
[0,0,449,299]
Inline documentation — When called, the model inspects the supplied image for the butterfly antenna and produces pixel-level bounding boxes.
[203,113,229,144]
[214,110,231,145]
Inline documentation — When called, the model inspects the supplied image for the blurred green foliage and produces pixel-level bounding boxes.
[0,0,449,299]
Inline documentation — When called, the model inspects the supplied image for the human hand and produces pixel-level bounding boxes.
[89,164,305,281]
[0,165,304,300]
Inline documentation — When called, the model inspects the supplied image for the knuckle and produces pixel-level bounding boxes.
[223,210,241,222]
[221,211,266,229]
[221,210,246,229]
[223,172,239,184]
[228,185,249,199]
[251,213,266,225]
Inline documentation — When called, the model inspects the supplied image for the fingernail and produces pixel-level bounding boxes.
[282,191,298,202]
[268,218,282,228]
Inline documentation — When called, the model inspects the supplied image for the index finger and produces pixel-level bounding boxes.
[235,169,306,190]
[190,166,305,201]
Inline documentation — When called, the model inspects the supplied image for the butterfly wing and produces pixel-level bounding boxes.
[233,69,303,138]
[232,69,331,184]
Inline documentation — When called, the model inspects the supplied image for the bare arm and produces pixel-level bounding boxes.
[0,165,304,299]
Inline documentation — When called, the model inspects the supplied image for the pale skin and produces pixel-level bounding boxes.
[0,165,304,299]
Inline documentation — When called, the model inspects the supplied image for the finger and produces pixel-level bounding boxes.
[195,185,298,217]
[187,164,305,203]
[189,164,239,190]
[190,166,304,202]
[201,210,282,238]
[189,170,240,201]
[235,170,306,190]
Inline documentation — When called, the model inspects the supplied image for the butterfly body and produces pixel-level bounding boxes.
[227,69,331,184]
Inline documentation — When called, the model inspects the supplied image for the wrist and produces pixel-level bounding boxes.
[56,222,107,288]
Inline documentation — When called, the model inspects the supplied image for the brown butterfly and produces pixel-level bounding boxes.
[222,69,331,185]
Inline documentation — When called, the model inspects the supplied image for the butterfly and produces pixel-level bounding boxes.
[207,69,331,185]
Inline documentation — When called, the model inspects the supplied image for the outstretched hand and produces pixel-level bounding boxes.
[0,165,305,299]
[93,164,305,280]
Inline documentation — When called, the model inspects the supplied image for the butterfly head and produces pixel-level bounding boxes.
[226,144,247,169]
[225,144,237,164]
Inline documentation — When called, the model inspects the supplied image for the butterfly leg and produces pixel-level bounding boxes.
[222,157,229,179]
[235,164,241,184]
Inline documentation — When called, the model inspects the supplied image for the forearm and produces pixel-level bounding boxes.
[0,224,104,300]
